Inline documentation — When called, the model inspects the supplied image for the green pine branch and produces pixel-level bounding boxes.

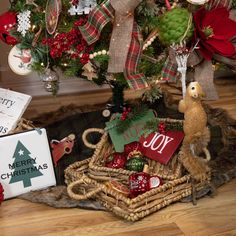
[116,104,149,134]
[141,118,183,137]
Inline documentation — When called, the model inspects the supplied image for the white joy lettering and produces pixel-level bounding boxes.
[158,136,174,154]
[143,132,174,153]
[143,132,159,148]
[151,134,165,151]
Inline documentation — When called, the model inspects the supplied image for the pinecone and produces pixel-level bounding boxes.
[157,8,194,46]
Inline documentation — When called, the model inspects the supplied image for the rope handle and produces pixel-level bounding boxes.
[67,177,103,200]
[82,128,105,149]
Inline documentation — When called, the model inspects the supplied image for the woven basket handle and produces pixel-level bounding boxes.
[82,128,105,149]
[67,178,103,200]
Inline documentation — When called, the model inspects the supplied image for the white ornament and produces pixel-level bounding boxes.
[17,10,31,37]
[68,0,97,15]
[8,45,33,76]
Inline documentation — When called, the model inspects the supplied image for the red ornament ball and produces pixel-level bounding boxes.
[0,11,18,45]
[0,183,4,205]
[105,152,127,169]
[124,141,143,158]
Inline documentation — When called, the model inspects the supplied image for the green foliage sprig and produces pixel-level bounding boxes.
[116,104,149,134]
[141,118,183,137]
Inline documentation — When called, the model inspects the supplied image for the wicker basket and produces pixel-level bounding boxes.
[65,118,211,221]
[80,119,184,183]
[66,156,210,221]
[13,118,35,133]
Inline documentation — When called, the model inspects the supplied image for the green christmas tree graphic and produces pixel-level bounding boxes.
[9,140,43,188]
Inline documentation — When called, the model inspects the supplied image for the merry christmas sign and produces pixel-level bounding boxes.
[0,128,56,199]
[0,88,31,136]
[139,131,184,164]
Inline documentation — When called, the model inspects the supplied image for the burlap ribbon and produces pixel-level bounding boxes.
[108,0,139,72]
[79,0,147,90]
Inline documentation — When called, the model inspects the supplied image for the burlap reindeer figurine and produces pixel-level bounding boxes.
[178,82,211,181]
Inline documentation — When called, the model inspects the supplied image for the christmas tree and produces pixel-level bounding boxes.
[0,0,236,101]
[9,141,43,188]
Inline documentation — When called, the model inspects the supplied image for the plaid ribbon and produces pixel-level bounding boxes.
[79,0,147,90]
[79,1,114,45]
[161,57,178,82]
[124,22,147,89]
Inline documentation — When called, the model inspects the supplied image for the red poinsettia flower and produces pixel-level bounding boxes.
[193,7,236,60]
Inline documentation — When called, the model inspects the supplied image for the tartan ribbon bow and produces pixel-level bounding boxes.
[79,0,147,90]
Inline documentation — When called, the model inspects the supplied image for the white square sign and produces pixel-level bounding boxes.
[0,128,56,199]
[0,88,32,136]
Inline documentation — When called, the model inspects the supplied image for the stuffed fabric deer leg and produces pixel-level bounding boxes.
[178,82,211,181]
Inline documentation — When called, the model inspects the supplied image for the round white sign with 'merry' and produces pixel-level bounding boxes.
[8,45,33,75]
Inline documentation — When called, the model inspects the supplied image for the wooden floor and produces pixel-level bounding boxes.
[1,77,236,236]
[1,179,236,236]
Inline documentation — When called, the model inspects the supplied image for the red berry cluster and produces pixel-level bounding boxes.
[0,183,4,205]
[121,107,132,121]
[158,122,166,134]
[42,17,93,65]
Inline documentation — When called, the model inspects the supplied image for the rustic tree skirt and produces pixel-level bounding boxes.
[19,98,236,210]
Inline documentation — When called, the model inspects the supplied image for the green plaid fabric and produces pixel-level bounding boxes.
[79,0,147,90]
[161,57,178,82]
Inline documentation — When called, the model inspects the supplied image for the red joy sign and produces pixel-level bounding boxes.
[139,131,184,164]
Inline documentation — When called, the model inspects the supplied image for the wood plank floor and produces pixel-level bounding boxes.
[1,179,236,236]
[1,77,236,236]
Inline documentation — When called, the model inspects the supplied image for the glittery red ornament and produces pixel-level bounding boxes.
[124,141,144,159]
[129,172,162,198]
[0,183,4,205]
[0,11,18,45]
[129,172,150,198]
[105,152,127,169]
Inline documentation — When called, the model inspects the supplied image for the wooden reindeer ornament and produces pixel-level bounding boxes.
[50,134,75,166]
